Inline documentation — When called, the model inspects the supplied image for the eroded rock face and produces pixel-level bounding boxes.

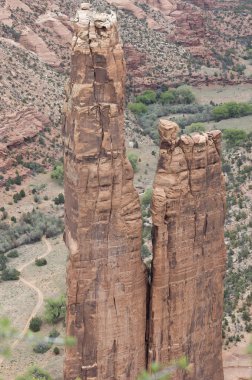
[149,119,226,380]
[63,6,147,380]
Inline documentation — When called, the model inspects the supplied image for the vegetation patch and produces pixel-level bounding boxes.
[0,210,64,254]
[128,87,252,143]
[44,295,66,324]
[16,366,52,380]
[128,153,139,173]
[1,268,20,281]
[29,317,42,332]
[35,258,47,267]
[33,341,52,354]
[51,164,64,185]
[7,250,19,258]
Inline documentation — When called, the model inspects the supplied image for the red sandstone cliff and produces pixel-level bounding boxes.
[149,119,226,379]
[63,4,147,379]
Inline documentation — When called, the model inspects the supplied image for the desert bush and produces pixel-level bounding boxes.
[242,310,251,322]
[35,258,47,267]
[136,90,157,105]
[23,162,44,174]
[16,366,52,380]
[2,268,20,281]
[213,102,252,121]
[44,295,66,324]
[29,317,42,332]
[223,129,247,148]
[53,346,60,355]
[13,193,21,203]
[160,89,177,104]
[7,250,19,258]
[128,153,139,173]
[49,328,60,338]
[141,188,153,208]
[0,209,8,220]
[20,189,25,198]
[141,244,152,259]
[160,86,195,105]
[54,193,65,205]
[0,210,64,254]
[186,122,206,133]
[0,255,7,270]
[33,342,51,354]
[2,24,20,41]
[51,164,64,185]
[34,194,41,203]
[175,86,196,104]
[128,102,147,114]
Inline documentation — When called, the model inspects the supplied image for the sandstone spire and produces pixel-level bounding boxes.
[149,119,226,380]
[63,4,147,379]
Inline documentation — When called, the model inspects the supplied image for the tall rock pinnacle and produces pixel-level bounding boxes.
[63,4,147,379]
[149,119,226,380]
[63,4,226,379]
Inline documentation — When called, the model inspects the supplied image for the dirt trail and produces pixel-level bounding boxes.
[0,237,52,365]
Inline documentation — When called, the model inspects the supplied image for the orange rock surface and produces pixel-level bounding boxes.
[63,5,147,380]
[149,119,226,380]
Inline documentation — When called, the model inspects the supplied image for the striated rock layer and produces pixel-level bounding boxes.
[149,119,226,380]
[63,4,147,380]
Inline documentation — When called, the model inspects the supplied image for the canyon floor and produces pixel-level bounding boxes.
[0,84,251,379]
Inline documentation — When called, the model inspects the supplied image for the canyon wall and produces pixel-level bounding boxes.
[63,4,147,380]
[149,120,226,380]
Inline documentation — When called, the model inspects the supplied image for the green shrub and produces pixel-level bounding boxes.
[2,268,20,281]
[128,102,147,114]
[51,165,64,185]
[35,258,47,267]
[213,102,252,121]
[23,162,44,174]
[0,209,8,220]
[2,24,20,41]
[14,173,22,185]
[242,310,251,322]
[34,194,41,203]
[141,188,153,208]
[127,153,139,173]
[53,346,60,355]
[175,86,196,104]
[223,129,247,148]
[0,255,7,270]
[160,89,176,104]
[0,210,64,255]
[7,250,19,258]
[186,122,206,133]
[141,244,152,258]
[11,216,17,223]
[136,90,157,105]
[160,86,195,105]
[29,317,42,332]
[16,366,52,380]
[33,342,51,354]
[20,189,25,198]
[13,193,22,203]
[44,295,66,324]
[54,193,65,205]
[49,328,60,338]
